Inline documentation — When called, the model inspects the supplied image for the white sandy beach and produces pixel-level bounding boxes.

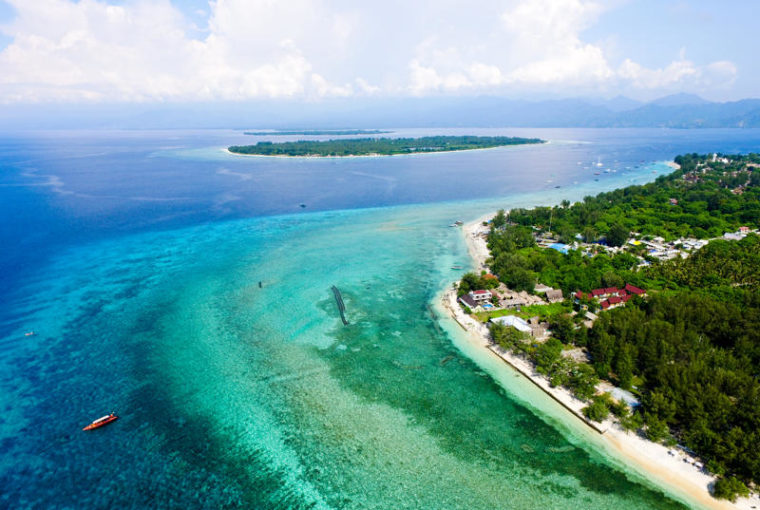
[441,213,757,510]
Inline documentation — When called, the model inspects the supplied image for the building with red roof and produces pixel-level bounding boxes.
[470,289,492,302]
[624,284,646,296]
[600,296,624,310]
[584,283,646,311]
[590,287,622,299]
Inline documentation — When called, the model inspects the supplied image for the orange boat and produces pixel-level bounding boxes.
[82,413,118,431]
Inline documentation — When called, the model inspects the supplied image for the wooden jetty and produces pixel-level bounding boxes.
[331,286,349,325]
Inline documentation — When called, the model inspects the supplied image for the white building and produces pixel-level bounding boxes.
[491,315,532,334]
[470,290,492,302]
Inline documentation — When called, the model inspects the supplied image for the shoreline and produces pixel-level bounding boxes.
[223,141,545,160]
[441,211,753,510]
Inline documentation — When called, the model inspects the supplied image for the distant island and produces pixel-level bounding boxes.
[243,129,391,136]
[228,135,544,157]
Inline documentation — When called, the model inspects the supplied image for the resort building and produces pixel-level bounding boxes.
[590,287,622,299]
[501,296,530,309]
[534,284,564,303]
[577,283,646,311]
[459,293,479,310]
[491,315,532,334]
[469,289,492,302]
[459,290,496,312]
[600,294,629,310]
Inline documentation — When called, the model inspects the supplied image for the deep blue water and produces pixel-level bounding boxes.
[1,128,759,509]
[2,128,759,292]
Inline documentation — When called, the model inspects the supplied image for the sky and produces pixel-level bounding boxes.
[0,0,756,104]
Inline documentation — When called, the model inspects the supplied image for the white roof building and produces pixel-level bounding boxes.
[470,290,492,302]
[491,315,532,333]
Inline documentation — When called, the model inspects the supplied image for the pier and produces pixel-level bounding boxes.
[331,286,349,325]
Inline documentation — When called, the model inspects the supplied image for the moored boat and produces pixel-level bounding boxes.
[82,413,118,431]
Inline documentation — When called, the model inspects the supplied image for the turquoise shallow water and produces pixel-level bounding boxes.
[1,163,699,509]
[6,127,760,508]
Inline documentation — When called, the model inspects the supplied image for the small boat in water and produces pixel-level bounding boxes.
[451,265,463,270]
[83,413,118,431]
[24,331,36,337]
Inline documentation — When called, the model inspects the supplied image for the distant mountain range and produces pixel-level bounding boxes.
[338,93,760,129]
[2,93,760,129]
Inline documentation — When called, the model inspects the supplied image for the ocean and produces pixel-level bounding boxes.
[1,128,759,509]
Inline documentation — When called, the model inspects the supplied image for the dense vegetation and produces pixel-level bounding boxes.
[229,135,543,156]
[490,322,601,402]
[487,224,645,296]
[483,154,760,501]
[504,153,760,242]
[243,129,390,136]
[585,236,760,497]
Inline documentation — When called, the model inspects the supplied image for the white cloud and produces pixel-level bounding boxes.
[354,77,380,95]
[618,57,736,91]
[618,58,698,89]
[467,63,503,87]
[0,0,741,102]
[501,0,604,49]
[0,0,355,102]
[499,0,613,85]
[703,61,738,88]
[408,59,473,95]
[506,44,613,86]
[402,0,735,97]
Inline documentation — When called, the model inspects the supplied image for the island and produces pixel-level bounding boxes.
[448,153,760,505]
[243,129,391,136]
[228,135,544,157]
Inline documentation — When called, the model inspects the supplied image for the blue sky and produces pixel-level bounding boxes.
[0,0,755,103]
[585,1,756,70]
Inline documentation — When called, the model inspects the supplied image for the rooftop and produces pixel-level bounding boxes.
[491,315,532,333]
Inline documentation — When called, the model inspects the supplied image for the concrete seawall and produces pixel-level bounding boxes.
[485,344,608,434]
